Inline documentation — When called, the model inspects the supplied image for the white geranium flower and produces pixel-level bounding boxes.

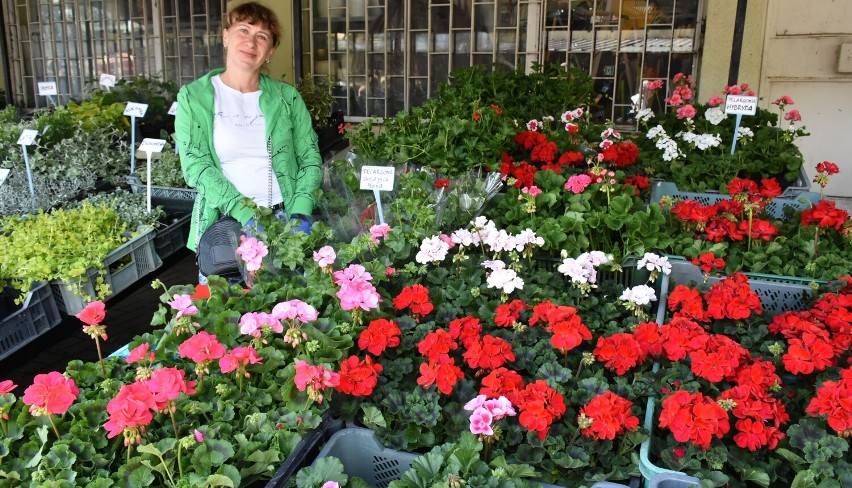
[704,106,726,125]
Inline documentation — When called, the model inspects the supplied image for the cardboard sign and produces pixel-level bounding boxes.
[137,138,166,155]
[360,166,395,191]
[124,102,149,118]
[38,81,57,95]
[17,129,38,146]
[0,168,9,188]
[99,73,116,88]
[725,95,758,115]
[168,101,177,115]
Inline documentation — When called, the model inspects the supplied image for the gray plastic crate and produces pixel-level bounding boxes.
[154,213,191,259]
[313,427,628,488]
[126,175,197,201]
[0,282,62,360]
[51,227,163,315]
[650,180,820,219]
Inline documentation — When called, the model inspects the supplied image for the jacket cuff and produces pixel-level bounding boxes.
[289,197,314,218]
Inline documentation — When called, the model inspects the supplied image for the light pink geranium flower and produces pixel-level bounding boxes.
[167,294,198,319]
[236,235,268,272]
[313,245,336,268]
[271,299,318,323]
[369,223,392,244]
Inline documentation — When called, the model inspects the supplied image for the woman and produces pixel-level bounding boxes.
[175,2,321,264]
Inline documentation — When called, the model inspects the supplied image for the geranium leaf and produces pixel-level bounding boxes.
[790,469,818,488]
[361,405,387,429]
[204,474,235,487]
[296,456,347,488]
[741,466,770,487]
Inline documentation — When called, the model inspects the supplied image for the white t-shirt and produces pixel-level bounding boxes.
[212,75,283,207]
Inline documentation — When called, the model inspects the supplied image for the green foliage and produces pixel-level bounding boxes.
[0,202,127,301]
[135,141,189,188]
[347,64,594,178]
[86,75,178,138]
[71,189,166,231]
[295,75,336,128]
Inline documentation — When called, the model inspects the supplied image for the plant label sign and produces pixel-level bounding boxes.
[360,166,395,192]
[168,101,177,115]
[137,138,166,156]
[724,95,757,115]
[0,168,9,188]
[99,73,116,88]
[17,129,38,146]
[124,102,149,118]
[37,81,57,96]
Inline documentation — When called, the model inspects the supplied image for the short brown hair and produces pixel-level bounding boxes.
[224,2,281,48]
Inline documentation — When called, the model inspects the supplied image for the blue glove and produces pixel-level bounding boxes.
[242,217,264,237]
[289,214,313,235]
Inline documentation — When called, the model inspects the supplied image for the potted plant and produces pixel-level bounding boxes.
[296,76,348,162]
[632,74,808,192]
[638,272,851,487]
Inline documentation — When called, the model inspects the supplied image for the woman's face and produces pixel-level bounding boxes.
[223,21,276,74]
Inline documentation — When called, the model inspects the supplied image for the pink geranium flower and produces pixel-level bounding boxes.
[126,342,155,364]
[369,223,392,244]
[784,110,801,122]
[313,245,336,268]
[194,429,204,443]
[177,331,226,363]
[22,372,79,416]
[145,367,197,412]
[104,381,156,445]
[236,235,268,272]
[219,346,263,374]
[565,174,592,194]
[294,359,340,404]
[238,312,283,338]
[75,301,106,325]
[271,300,318,323]
[167,294,199,319]
[522,186,542,197]
[707,95,725,107]
[0,380,18,395]
[676,104,697,120]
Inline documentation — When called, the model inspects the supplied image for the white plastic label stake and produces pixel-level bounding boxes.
[125,102,149,174]
[359,165,395,191]
[37,81,57,95]
[18,129,39,207]
[0,168,9,188]
[38,81,58,107]
[99,73,116,89]
[136,138,166,212]
[123,102,149,118]
[724,95,758,115]
[360,165,395,225]
[17,129,38,146]
[725,94,758,155]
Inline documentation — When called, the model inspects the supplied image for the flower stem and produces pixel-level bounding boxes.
[177,442,184,479]
[169,408,179,438]
[47,413,61,440]
[95,336,107,379]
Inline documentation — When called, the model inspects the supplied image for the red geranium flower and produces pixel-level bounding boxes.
[480,367,525,404]
[337,355,383,396]
[689,334,748,383]
[546,306,592,353]
[667,284,706,322]
[417,328,458,363]
[691,252,726,274]
[801,200,850,231]
[557,151,584,167]
[516,380,566,440]
[580,391,640,440]
[593,333,643,375]
[658,317,708,361]
[658,390,730,450]
[393,284,434,319]
[463,334,516,370]
[632,321,663,360]
[358,318,401,356]
[417,356,464,395]
[448,315,482,349]
[494,299,529,327]
[783,332,835,375]
[737,218,779,241]
[434,178,450,189]
[806,368,852,436]
[816,161,840,175]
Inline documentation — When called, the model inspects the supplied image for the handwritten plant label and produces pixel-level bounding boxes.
[0,168,9,188]
[124,102,149,118]
[360,165,395,191]
[99,73,116,88]
[37,81,57,95]
[725,95,758,115]
[17,129,38,146]
[137,138,166,155]
[168,101,177,115]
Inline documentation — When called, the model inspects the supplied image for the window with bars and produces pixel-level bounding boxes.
[302,0,703,125]
[2,0,227,108]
